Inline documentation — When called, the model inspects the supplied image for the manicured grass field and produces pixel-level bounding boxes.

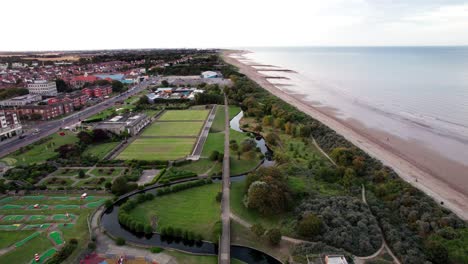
[1,131,78,166]
[83,142,119,160]
[117,138,196,160]
[53,168,82,177]
[15,231,40,247]
[34,247,57,264]
[2,215,26,221]
[176,158,221,175]
[0,194,110,264]
[89,167,123,177]
[210,106,241,132]
[0,233,52,264]
[165,250,246,264]
[159,110,209,121]
[0,230,36,248]
[49,231,64,245]
[130,183,221,239]
[141,122,204,137]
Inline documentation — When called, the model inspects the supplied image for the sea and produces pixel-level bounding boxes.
[236,47,468,176]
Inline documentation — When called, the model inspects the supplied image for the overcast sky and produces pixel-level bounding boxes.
[1,0,468,51]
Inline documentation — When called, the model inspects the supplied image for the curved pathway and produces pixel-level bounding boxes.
[358,185,401,264]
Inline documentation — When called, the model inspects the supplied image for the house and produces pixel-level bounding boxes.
[201,71,219,79]
[0,94,42,107]
[47,91,88,109]
[94,113,150,136]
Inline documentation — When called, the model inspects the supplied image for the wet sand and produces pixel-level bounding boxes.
[222,50,468,220]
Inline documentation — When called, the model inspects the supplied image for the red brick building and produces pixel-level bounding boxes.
[82,85,112,98]
[5,101,74,120]
[70,75,99,88]
[47,92,88,109]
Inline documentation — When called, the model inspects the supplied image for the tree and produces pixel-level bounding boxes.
[265,133,280,146]
[342,168,357,189]
[55,144,80,159]
[138,95,149,105]
[240,139,256,153]
[209,150,219,161]
[251,223,265,237]
[230,141,239,152]
[262,115,273,126]
[266,228,282,245]
[78,170,85,179]
[425,240,448,264]
[330,147,354,167]
[161,80,169,87]
[115,237,126,246]
[77,131,93,145]
[111,80,125,93]
[92,129,110,142]
[111,176,137,195]
[56,79,71,93]
[297,213,322,238]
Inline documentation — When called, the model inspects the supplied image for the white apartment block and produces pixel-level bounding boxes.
[27,80,58,96]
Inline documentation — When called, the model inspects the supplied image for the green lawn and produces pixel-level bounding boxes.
[117,138,195,160]
[1,131,78,166]
[0,233,52,264]
[89,167,123,177]
[175,158,221,176]
[83,142,119,160]
[0,230,36,248]
[159,110,209,121]
[53,168,83,177]
[141,122,204,137]
[130,183,221,239]
[165,250,246,264]
[211,106,241,132]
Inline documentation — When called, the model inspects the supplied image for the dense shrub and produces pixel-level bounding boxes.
[115,237,126,246]
[266,228,282,245]
[297,197,382,256]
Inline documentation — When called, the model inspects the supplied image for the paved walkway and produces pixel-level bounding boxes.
[219,97,231,264]
[188,105,217,160]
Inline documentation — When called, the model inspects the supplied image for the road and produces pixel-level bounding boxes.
[219,95,231,264]
[0,77,156,159]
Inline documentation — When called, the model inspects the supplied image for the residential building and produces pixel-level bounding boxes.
[27,80,58,96]
[94,113,150,136]
[81,85,112,98]
[0,111,22,140]
[5,101,74,120]
[0,94,42,107]
[69,75,99,88]
[48,92,88,109]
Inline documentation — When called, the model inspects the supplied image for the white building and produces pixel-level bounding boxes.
[0,111,22,140]
[27,80,58,96]
[0,94,42,107]
[0,64,8,70]
[201,71,219,79]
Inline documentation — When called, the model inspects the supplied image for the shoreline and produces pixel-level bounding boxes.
[221,49,468,220]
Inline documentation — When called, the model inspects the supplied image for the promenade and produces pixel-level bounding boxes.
[219,95,231,263]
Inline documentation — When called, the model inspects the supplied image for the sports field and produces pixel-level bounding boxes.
[158,110,209,121]
[117,138,196,160]
[141,121,204,137]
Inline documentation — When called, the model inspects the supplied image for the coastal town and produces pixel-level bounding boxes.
[0,49,465,264]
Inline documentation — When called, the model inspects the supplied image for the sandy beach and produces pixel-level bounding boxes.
[222,50,468,220]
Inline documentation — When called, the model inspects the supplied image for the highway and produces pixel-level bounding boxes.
[0,77,156,159]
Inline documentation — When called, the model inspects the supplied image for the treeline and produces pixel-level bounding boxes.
[0,87,28,100]
[224,63,466,263]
